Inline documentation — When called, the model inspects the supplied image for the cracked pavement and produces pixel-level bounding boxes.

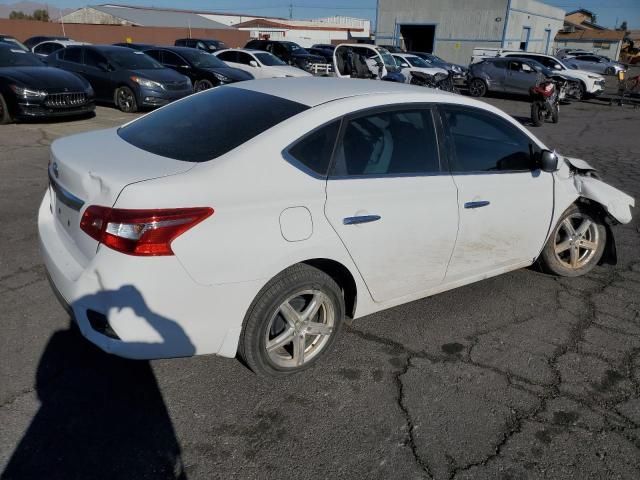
[1,88,639,479]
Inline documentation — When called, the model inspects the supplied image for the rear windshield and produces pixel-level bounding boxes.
[118,87,309,162]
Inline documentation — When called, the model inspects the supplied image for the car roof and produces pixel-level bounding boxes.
[228,77,459,107]
[38,40,88,47]
[146,46,200,54]
[218,48,263,54]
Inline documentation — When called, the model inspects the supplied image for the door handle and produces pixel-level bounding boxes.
[343,215,381,225]
[464,201,490,209]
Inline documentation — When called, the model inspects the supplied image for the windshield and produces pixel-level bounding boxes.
[108,50,163,70]
[374,48,397,69]
[180,49,226,68]
[255,52,286,66]
[0,37,28,52]
[118,87,308,163]
[407,56,430,68]
[0,48,45,67]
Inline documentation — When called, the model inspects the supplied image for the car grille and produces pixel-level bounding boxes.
[44,92,87,108]
[164,81,190,91]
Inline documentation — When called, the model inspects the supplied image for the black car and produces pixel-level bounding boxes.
[244,40,327,72]
[311,43,335,52]
[144,46,253,92]
[23,35,70,50]
[46,45,192,113]
[113,42,156,51]
[0,35,29,51]
[307,47,334,63]
[0,44,94,124]
[174,38,227,53]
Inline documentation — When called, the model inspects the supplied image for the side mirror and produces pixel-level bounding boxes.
[539,150,558,172]
[249,60,259,67]
[179,64,191,70]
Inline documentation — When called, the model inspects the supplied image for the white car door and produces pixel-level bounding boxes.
[324,106,459,302]
[439,105,554,281]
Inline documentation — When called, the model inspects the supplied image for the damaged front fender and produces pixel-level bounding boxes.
[554,156,635,224]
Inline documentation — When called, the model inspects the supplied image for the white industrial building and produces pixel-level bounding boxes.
[375,0,565,64]
[58,4,371,47]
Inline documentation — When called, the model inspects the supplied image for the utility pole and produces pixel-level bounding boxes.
[289,2,293,20]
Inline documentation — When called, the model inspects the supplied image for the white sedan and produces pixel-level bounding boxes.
[214,48,311,79]
[392,53,448,83]
[39,78,635,376]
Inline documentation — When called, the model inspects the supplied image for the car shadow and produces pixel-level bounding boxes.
[1,285,193,480]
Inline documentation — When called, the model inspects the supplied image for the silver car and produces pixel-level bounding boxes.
[564,54,625,75]
[468,57,550,97]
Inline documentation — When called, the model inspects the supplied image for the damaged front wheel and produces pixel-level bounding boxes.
[538,205,606,277]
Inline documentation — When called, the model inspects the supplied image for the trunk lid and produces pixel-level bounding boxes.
[49,127,196,263]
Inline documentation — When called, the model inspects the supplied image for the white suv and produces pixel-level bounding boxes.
[500,51,605,98]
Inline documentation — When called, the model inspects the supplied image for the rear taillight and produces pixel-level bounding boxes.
[80,206,213,256]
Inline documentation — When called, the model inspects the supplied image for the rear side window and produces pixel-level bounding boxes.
[287,121,340,176]
[63,47,82,63]
[331,108,440,177]
[442,106,534,172]
[118,87,308,162]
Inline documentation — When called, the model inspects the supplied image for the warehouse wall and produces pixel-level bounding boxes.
[376,0,565,65]
[376,0,508,64]
[503,0,565,54]
[0,19,249,47]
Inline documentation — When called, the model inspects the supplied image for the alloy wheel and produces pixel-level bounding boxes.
[117,88,135,112]
[553,213,600,269]
[194,79,214,92]
[469,79,486,97]
[265,289,335,368]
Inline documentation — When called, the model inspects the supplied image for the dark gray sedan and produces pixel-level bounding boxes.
[468,57,550,97]
[564,54,625,76]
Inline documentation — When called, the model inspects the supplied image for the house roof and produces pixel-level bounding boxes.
[556,29,626,42]
[233,18,364,32]
[90,5,231,29]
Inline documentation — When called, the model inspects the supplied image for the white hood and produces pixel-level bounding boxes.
[268,65,312,78]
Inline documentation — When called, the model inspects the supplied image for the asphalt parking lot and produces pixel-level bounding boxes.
[1,84,639,479]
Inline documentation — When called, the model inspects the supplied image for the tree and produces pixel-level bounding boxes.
[8,9,50,22]
[32,9,50,22]
[618,21,628,32]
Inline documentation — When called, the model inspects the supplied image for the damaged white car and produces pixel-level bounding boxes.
[38,78,635,377]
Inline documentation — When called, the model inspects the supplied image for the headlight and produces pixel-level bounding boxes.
[452,65,462,73]
[130,76,164,90]
[213,72,232,83]
[9,84,47,99]
[587,75,601,80]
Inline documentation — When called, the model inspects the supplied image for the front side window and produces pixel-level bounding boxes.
[332,108,440,177]
[84,49,108,68]
[287,121,340,176]
[161,51,182,67]
[393,55,410,68]
[118,87,308,163]
[255,52,285,66]
[216,50,237,63]
[442,106,534,172]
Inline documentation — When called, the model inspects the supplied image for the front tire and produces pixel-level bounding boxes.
[551,103,559,123]
[194,79,214,92]
[0,93,12,124]
[114,86,138,113]
[538,205,606,277]
[238,264,345,377]
[469,78,487,97]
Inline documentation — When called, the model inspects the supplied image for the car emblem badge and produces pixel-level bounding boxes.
[53,162,59,178]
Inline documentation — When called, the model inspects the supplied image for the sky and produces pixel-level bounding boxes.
[1,0,639,29]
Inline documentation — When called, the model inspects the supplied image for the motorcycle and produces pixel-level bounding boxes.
[409,70,458,93]
[530,75,569,126]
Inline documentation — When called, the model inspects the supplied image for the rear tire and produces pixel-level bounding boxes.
[469,78,487,97]
[531,102,544,126]
[0,93,12,124]
[538,205,606,277]
[114,86,138,113]
[238,264,345,377]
